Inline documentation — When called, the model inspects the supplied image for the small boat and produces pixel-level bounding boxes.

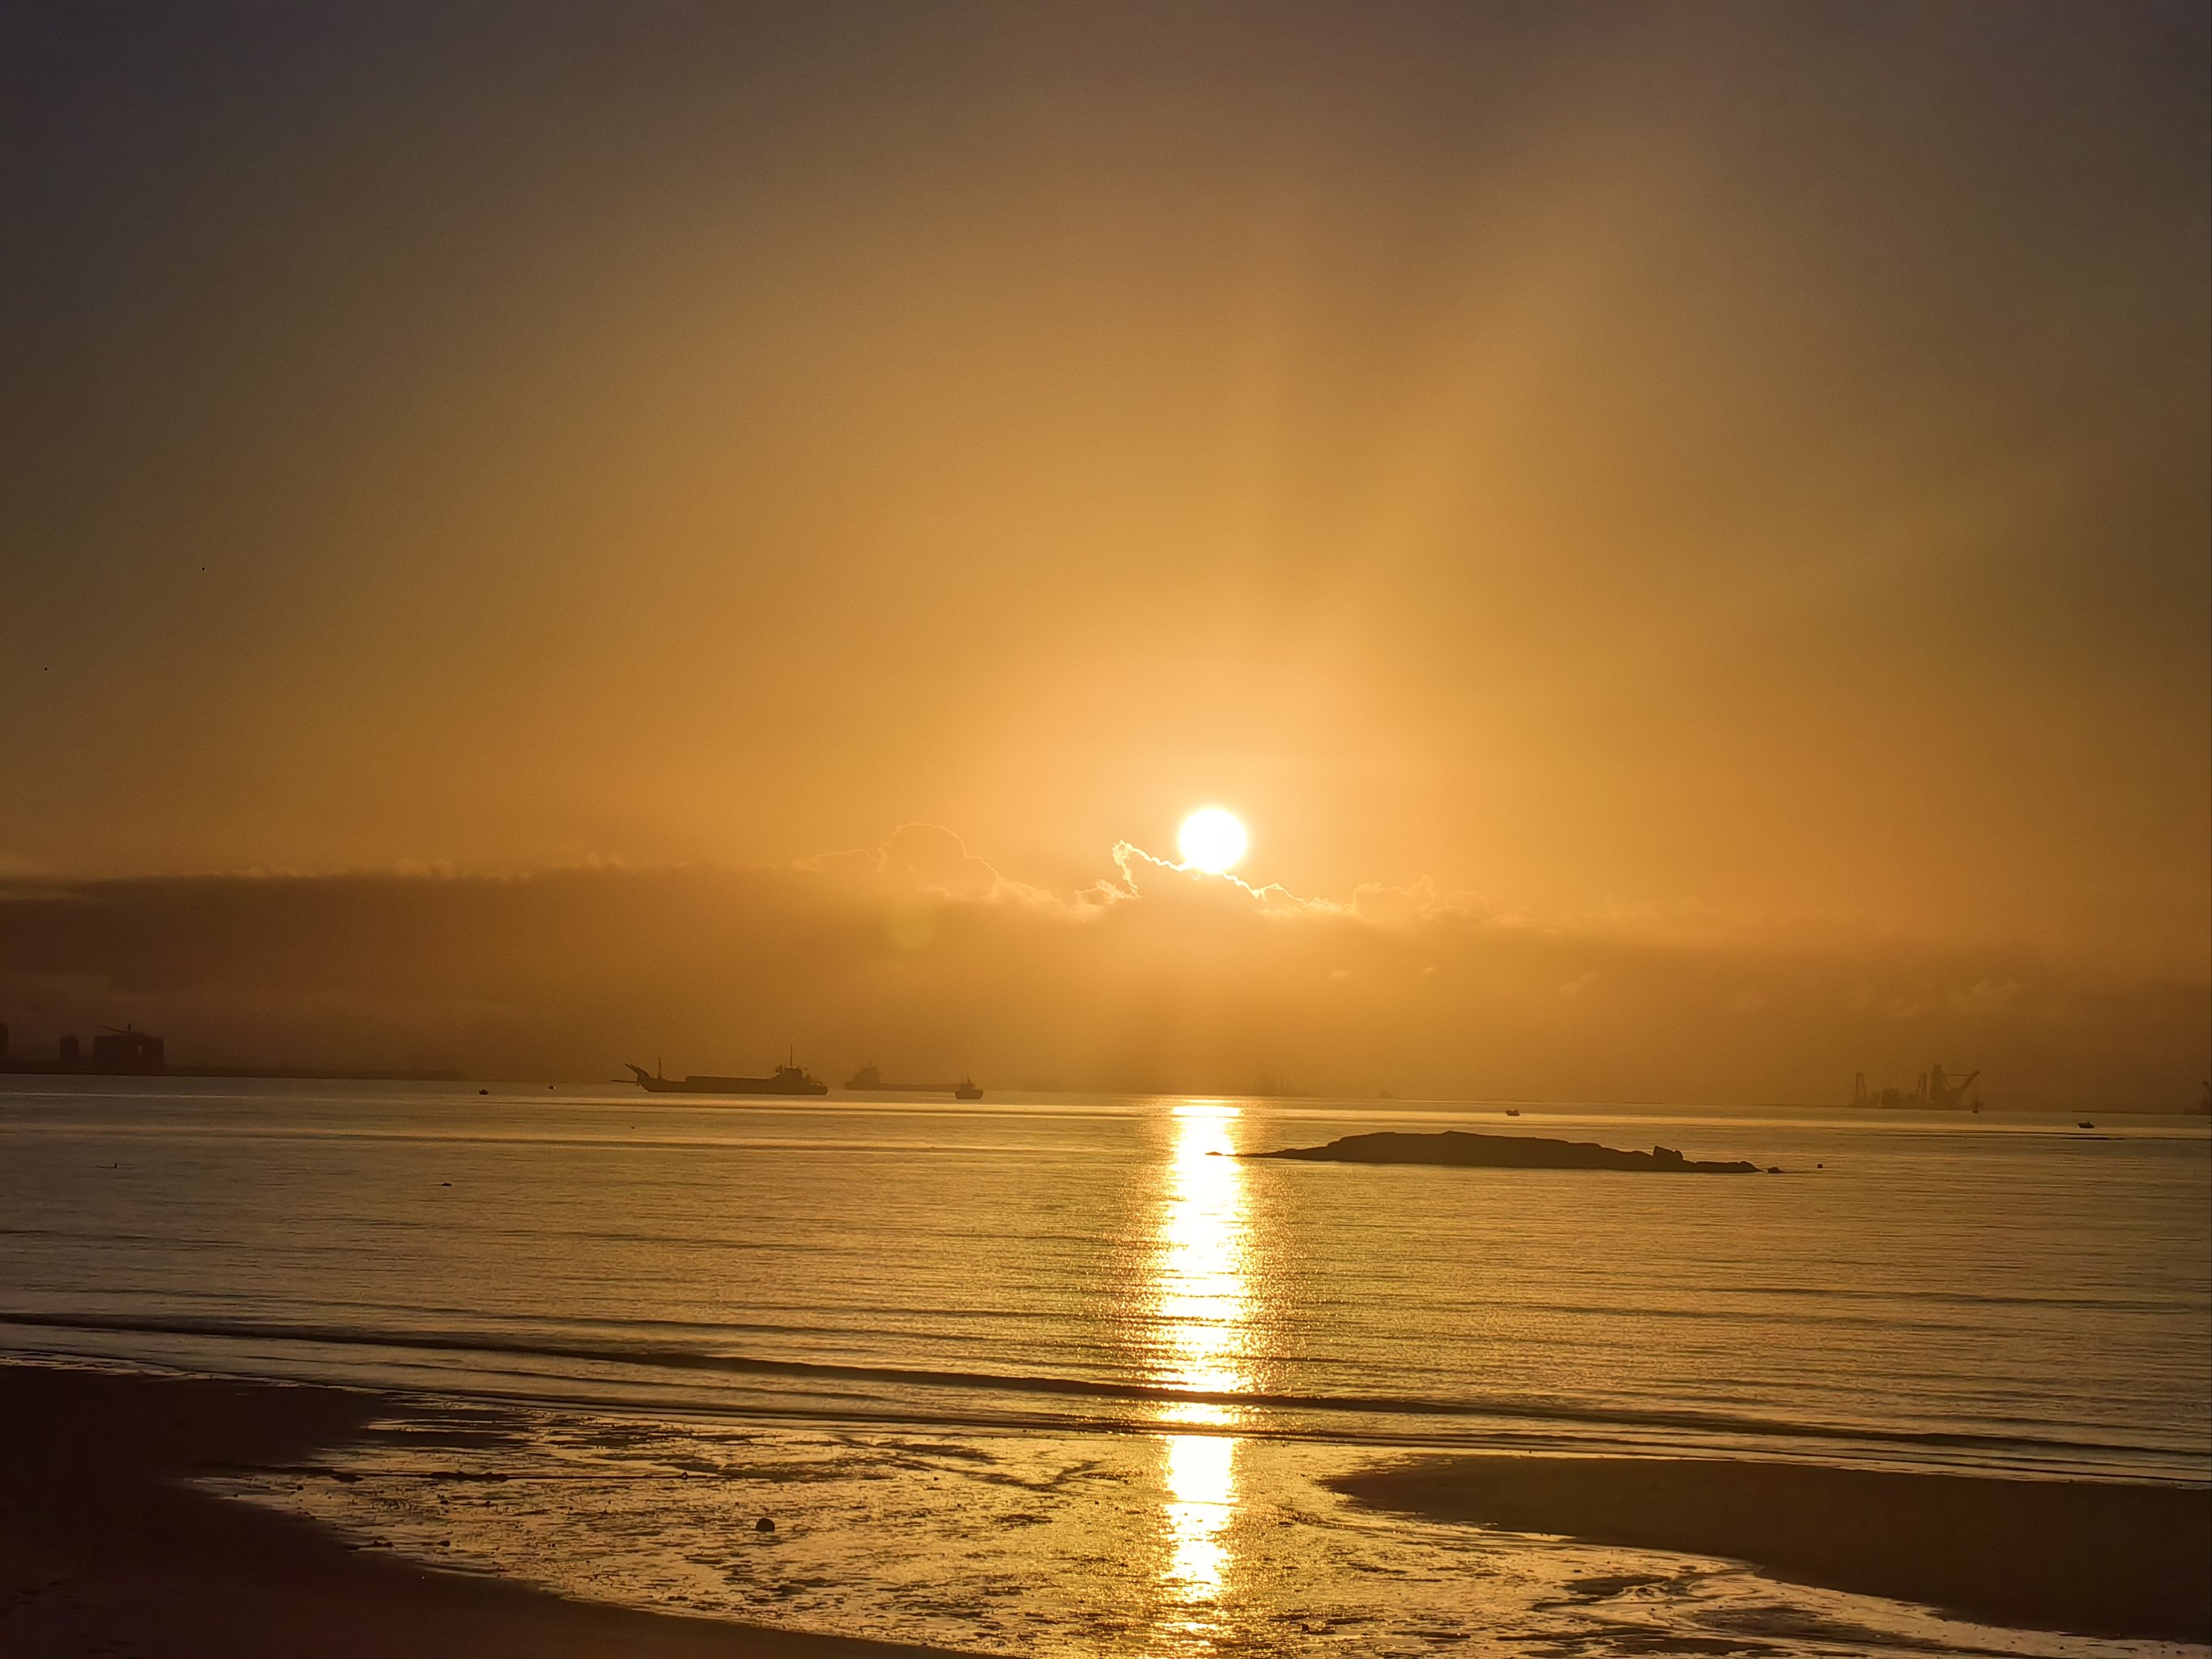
[1504,1108,1521,1117]
[847,1063,981,1100]
[2077,1120,2095,1129]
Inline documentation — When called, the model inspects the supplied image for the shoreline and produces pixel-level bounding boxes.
[8,1359,2209,1652]
[1332,1453,2212,1644]
[0,1361,971,1658]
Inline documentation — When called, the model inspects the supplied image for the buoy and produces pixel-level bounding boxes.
[755,1516,776,1533]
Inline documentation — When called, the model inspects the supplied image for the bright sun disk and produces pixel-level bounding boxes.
[1178,808,1248,874]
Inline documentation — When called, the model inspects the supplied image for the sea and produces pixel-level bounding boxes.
[1,1078,2206,1657]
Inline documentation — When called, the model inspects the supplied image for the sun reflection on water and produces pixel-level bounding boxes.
[1149,1102,1252,1641]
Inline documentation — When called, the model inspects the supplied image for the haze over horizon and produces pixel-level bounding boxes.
[0,823,2201,1110]
[4,2,2207,1103]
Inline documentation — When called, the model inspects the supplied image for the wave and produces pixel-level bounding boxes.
[0,1307,2177,1466]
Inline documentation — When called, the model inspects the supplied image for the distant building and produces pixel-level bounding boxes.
[91,1025,164,1071]
[58,1034,80,1064]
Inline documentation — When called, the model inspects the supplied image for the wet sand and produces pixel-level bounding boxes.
[1332,1454,2212,1644]
[9,1360,2207,1653]
[0,1363,970,1658]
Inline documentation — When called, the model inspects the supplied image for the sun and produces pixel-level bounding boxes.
[1177,807,1249,874]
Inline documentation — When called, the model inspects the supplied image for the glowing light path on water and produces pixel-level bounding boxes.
[1150,1102,1253,1638]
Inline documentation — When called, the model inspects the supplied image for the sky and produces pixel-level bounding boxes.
[2,2,2206,1101]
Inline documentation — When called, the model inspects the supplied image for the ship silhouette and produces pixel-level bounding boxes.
[625,1056,828,1096]
[846,1063,984,1101]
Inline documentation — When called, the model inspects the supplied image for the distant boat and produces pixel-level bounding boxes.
[2078,1120,2095,1129]
[625,1060,827,1097]
[1504,1108,1521,1117]
[846,1063,979,1099]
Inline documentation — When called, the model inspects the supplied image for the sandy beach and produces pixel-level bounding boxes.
[1333,1453,2212,1644]
[10,1359,2208,1654]
[0,1363,970,1659]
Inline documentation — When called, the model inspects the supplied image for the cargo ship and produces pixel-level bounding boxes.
[624,1058,828,1096]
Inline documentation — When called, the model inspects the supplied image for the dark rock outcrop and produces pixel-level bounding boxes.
[1246,1129,1764,1173]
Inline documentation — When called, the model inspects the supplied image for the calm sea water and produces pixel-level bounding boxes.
[2,1079,2206,1656]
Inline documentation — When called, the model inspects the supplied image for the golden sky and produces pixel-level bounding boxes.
[2,3,2206,1094]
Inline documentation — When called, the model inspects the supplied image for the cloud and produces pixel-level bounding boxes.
[0,834,2203,1110]
[808,823,1064,909]
[1104,840,1345,918]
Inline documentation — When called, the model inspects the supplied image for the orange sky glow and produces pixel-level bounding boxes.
[2,3,2205,1104]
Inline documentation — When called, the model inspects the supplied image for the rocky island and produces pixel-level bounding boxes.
[1245,1129,1771,1173]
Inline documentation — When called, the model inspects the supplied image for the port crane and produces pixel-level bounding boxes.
[1924,1064,1979,1108]
[1852,1064,1980,1111]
